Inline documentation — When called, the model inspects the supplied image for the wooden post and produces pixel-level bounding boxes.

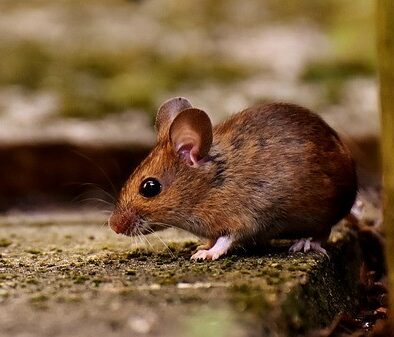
[377,0,394,328]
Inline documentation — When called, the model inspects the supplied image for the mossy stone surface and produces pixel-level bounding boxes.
[0,214,360,337]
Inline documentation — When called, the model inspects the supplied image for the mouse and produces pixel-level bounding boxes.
[108,97,357,260]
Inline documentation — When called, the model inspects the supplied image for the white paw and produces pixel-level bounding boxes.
[190,236,233,261]
[190,249,220,261]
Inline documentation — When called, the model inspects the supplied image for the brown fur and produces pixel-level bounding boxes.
[110,101,357,245]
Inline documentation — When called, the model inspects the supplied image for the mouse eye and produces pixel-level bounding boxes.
[139,178,162,198]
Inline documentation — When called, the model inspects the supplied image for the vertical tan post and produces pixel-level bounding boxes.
[377,0,394,329]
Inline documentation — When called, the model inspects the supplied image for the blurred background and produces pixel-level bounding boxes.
[0,0,378,212]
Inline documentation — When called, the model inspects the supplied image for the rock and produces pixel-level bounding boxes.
[0,213,361,337]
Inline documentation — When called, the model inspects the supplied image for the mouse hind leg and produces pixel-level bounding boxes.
[289,238,328,257]
[294,199,364,257]
[288,226,331,257]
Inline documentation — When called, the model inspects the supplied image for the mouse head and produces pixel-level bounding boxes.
[109,97,214,236]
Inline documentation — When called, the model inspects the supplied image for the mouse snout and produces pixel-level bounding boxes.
[108,209,137,235]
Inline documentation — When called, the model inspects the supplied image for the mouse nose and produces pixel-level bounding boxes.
[108,210,134,235]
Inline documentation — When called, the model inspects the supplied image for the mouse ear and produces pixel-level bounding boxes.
[155,97,193,138]
[169,108,213,167]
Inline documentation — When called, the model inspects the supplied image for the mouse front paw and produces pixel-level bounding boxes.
[190,236,233,261]
[191,249,221,261]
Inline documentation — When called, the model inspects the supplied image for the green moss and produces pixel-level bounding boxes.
[0,34,252,119]
[302,59,374,82]
[0,238,12,248]
[126,249,152,259]
[231,284,270,316]
[0,220,361,336]
[56,295,83,303]
[125,269,136,276]
[73,275,89,284]
[0,273,16,280]
[0,40,51,89]
[0,0,375,124]
[30,294,49,303]
[25,278,39,285]
[182,308,238,337]
[102,71,168,113]
[25,249,42,255]
[0,289,9,298]
[302,58,375,104]
[326,0,375,64]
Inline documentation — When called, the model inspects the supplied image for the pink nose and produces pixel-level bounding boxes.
[108,211,133,235]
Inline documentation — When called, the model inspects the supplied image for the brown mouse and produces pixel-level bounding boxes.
[109,97,357,260]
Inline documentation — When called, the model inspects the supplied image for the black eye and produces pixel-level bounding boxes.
[139,178,162,198]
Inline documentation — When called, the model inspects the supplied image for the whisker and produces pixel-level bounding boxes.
[140,228,155,252]
[70,192,115,211]
[67,183,116,210]
[92,187,116,203]
[79,197,114,208]
[148,222,195,238]
[100,218,110,230]
[131,235,139,249]
[148,222,174,229]
[76,182,117,202]
[146,227,175,258]
[71,150,118,196]
[136,230,145,248]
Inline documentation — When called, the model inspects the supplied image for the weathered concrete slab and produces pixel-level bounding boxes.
[0,212,361,337]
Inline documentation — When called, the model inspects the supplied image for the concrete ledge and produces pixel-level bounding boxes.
[0,215,360,337]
